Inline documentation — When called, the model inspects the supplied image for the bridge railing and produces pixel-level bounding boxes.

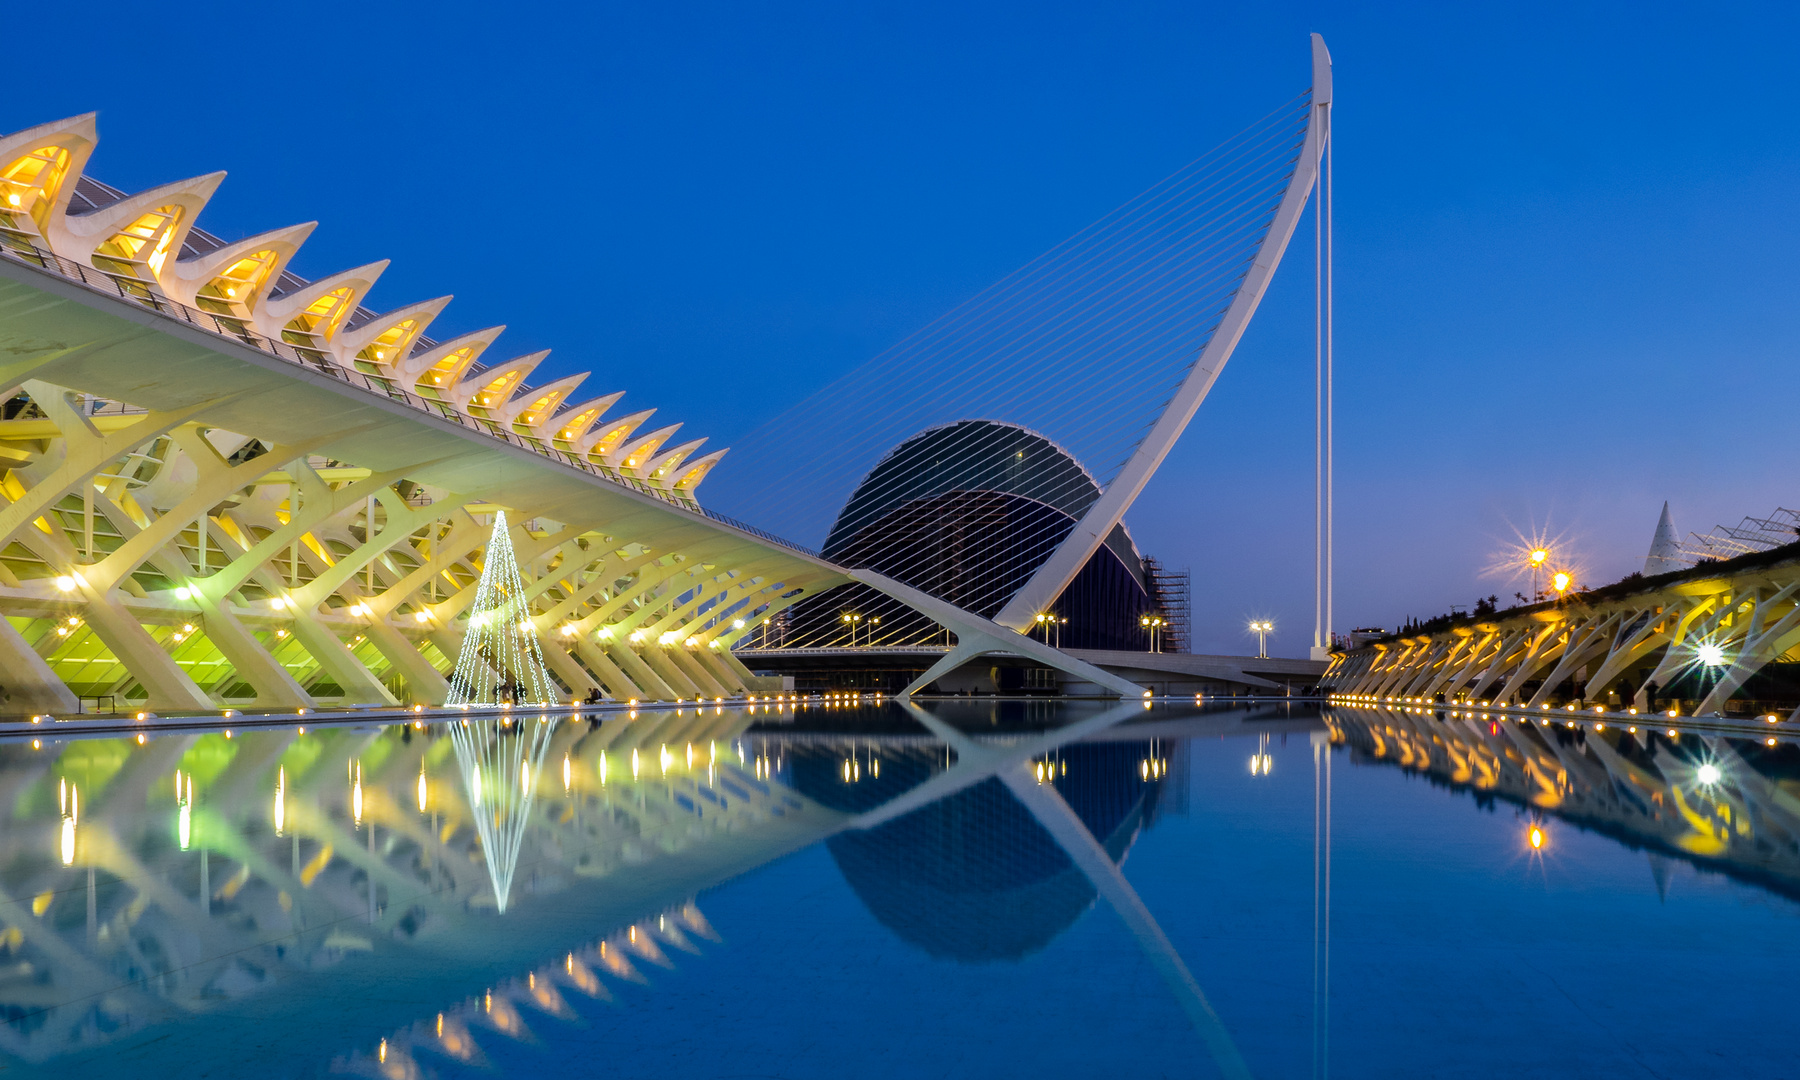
[0,239,826,559]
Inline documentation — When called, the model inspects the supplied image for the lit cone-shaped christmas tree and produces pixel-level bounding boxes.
[447,510,556,707]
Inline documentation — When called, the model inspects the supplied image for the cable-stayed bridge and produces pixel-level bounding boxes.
[0,36,1333,714]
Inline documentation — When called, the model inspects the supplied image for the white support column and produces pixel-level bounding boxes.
[852,569,1144,699]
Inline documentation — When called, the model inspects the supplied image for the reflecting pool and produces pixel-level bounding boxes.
[6,699,1800,1077]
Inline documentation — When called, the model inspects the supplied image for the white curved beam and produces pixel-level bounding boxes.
[642,438,707,485]
[671,448,729,493]
[397,325,505,384]
[0,113,98,244]
[253,259,388,345]
[495,372,589,430]
[612,423,682,473]
[450,350,547,411]
[164,221,317,308]
[577,407,654,460]
[49,171,227,285]
[993,34,1332,631]
[546,392,626,452]
[333,295,452,369]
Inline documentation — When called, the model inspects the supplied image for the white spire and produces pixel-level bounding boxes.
[1644,501,1683,575]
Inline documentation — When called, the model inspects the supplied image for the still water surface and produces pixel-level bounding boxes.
[9,700,1798,1078]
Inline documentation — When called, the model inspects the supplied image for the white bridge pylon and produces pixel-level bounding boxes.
[993,35,1333,636]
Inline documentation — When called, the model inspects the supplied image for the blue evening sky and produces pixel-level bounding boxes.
[14,2,1800,654]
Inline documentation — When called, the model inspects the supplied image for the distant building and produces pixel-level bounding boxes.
[1644,501,1683,575]
[776,420,1171,652]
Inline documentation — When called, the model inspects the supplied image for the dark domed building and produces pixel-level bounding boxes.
[753,421,1187,687]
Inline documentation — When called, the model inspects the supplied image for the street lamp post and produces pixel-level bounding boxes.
[1249,619,1273,659]
[1140,615,1163,653]
[1528,547,1549,602]
[841,613,862,647]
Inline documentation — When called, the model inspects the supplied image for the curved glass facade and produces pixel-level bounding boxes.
[770,420,1158,651]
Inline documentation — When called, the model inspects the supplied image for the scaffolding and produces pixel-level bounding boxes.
[1144,558,1191,654]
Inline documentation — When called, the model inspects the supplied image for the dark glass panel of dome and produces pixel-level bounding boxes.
[824,420,1102,558]
[770,418,1157,651]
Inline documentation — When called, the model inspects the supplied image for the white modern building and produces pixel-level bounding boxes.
[0,38,1332,713]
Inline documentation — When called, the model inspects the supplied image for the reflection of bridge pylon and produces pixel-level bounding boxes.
[448,713,562,911]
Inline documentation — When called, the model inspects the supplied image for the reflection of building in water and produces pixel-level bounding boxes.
[790,738,1186,961]
[1329,706,1800,896]
[0,706,818,1069]
[335,900,725,1079]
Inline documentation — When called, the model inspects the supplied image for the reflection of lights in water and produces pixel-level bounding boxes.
[1248,754,1273,775]
[563,753,571,791]
[176,770,193,850]
[1698,763,1722,785]
[274,767,286,835]
[632,748,640,778]
[659,745,672,775]
[58,778,77,865]
[599,752,608,785]
[1529,825,1545,850]
[352,762,364,825]
[417,768,428,813]
[448,716,561,912]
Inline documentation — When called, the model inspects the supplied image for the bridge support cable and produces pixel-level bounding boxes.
[710,36,1332,673]
[716,40,1328,556]
[994,35,1332,631]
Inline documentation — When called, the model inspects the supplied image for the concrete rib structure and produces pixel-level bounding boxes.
[0,113,871,714]
[0,109,1203,713]
[1323,541,1800,718]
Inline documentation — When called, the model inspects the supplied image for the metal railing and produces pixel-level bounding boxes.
[700,508,820,556]
[0,239,820,558]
